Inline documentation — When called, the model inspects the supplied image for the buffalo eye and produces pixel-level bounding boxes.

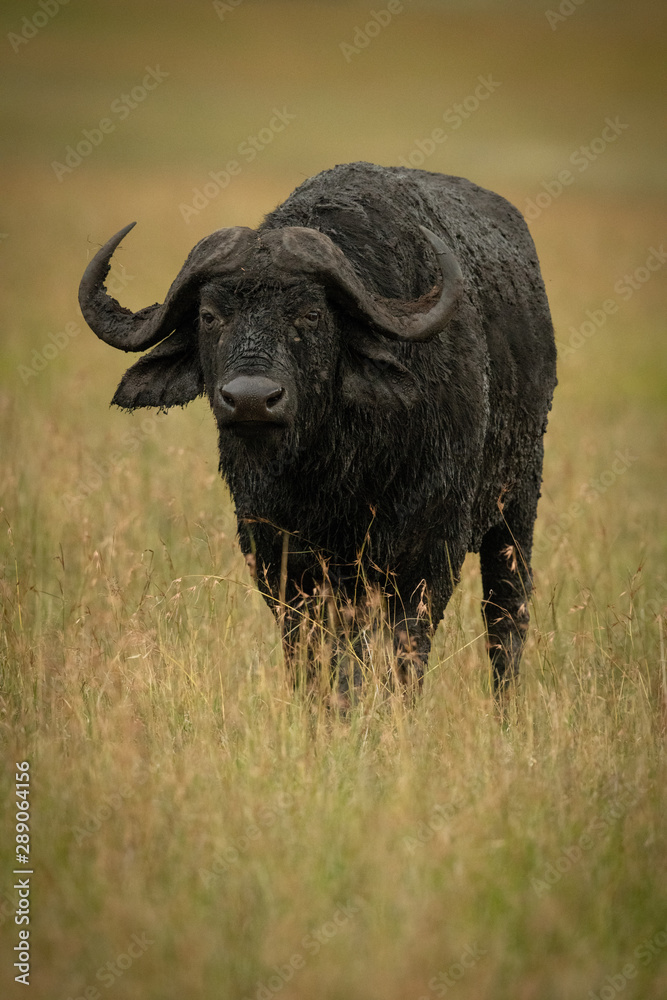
[295,309,321,330]
[199,308,218,329]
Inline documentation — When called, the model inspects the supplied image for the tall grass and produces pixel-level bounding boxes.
[1,1,666,997]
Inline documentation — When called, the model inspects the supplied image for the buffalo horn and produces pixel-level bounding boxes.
[278,225,463,343]
[79,223,255,352]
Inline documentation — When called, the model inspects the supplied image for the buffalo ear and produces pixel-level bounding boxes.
[111,323,204,409]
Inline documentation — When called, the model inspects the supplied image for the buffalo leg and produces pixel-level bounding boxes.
[392,617,432,687]
[479,496,537,692]
[280,596,334,689]
[389,584,445,688]
[279,590,363,697]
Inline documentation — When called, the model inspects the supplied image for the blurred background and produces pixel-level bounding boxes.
[2,0,665,638]
[2,0,665,418]
[1,1,666,998]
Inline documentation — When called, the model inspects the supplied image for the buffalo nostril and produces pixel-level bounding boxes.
[218,376,288,423]
[266,386,285,409]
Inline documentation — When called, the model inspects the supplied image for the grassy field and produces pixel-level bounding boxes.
[1,1,666,998]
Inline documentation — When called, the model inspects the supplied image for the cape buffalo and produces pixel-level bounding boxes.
[79,161,557,693]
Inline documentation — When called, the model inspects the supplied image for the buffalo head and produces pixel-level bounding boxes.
[79,222,462,458]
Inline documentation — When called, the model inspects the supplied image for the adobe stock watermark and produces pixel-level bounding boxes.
[524,116,629,221]
[340,1,404,62]
[243,898,364,1000]
[71,761,160,846]
[531,780,643,895]
[179,107,296,223]
[62,411,168,512]
[403,781,484,855]
[545,0,587,31]
[18,266,133,384]
[8,0,71,54]
[637,579,667,626]
[51,65,169,182]
[560,245,666,359]
[213,0,245,19]
[533,450,639,555]
[403,802,458,854]
[64,932,154,999]
[417,943,487,999]
[198,792,294,886]
[544,0,586,31]
[588,923,667,1000]
[398,75,501,168]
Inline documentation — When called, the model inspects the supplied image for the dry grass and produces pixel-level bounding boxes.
[1,2,666,998]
